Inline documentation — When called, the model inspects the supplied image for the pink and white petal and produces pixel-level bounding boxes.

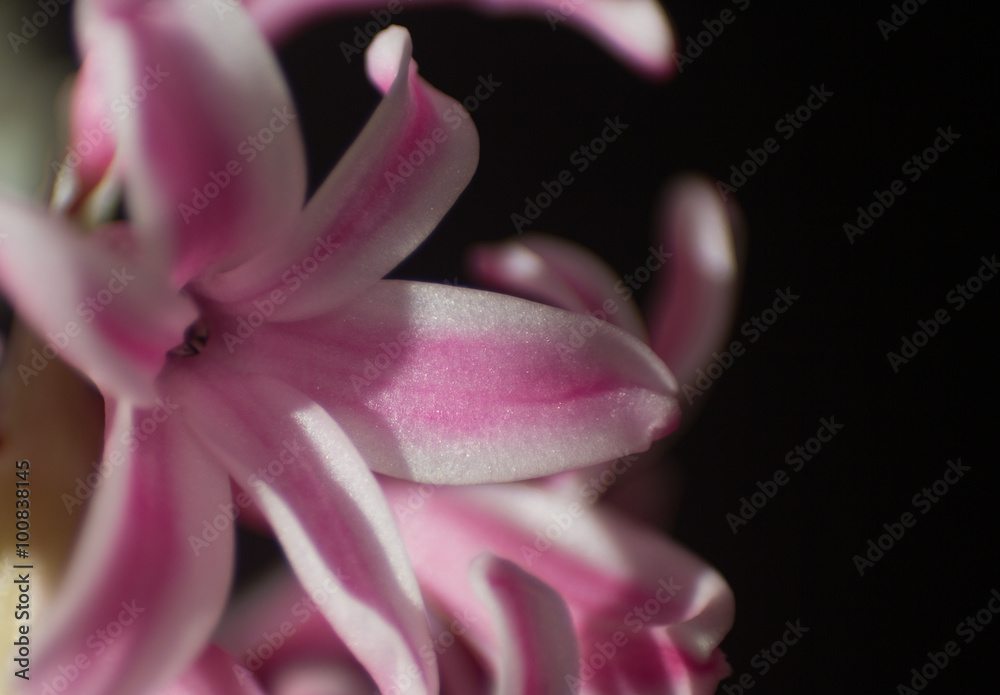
[0,197,195,403]
[156,646,268,695]
[243,0,674,79]
[382,480,734,692]
[27,400,234,695]
[211,280,679,484]
[467,233,647,340]
[270,662,378,695]
[178,370,438,695]
[215,569,364,688]
[77,0,307,287]
[204,26,478,320]
[66,54,119,196]
[469,555,579,695]
[646,177,740,389]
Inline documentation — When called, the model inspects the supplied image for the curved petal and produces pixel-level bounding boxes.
[215,569,372,690]
[382,479,734,694]
[27,399,234,695]
[0,197,195,403]
[204,26,478,320]
[209,280,679,484]
[469,555,579,695]
[157,645,268,695]
[178,369,438,695]
[77,0,307,287]
[244,0,674,79]
[646,177,740,388]
[466,232,647,340]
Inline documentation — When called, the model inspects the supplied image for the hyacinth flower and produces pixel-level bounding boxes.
[467,177,742,522]
[170,178,738,695]
[0,1,683,694]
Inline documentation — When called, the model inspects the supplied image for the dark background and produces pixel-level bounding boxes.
[275,2,997,691]
[17,0,998,692]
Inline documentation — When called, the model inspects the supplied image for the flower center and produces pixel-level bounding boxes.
[169,319,209,357]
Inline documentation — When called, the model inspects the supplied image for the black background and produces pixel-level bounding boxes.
[22,0,999,692]
[274,2,997,691]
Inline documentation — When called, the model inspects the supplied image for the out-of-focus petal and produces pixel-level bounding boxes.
[469,555,579,695]
[382,480,734,693]
[215,569,371,690]
[0,197,195,402]
[212,280,679,484]
[646,177,740,388]
[204,26,478,320]
[243,0,674,79]
[467,232,647,340]
[78,0,307,287]
[156,645,268,695]
[27,400,234,695]
[179,371,437,695]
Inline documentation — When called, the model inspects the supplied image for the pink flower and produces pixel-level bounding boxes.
[176,176,739,695]
[0,1,681,694]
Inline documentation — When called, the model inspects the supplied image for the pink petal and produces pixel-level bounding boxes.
[203,26,478,320]
[467,232,648,340]
[646,177,740,388]
[156,645,268,695]
[177,370,438,695]
[469,555,579,695]
[31,399,234,695]
[270,663,378,695]
[214,569,367,689]
[78,0,307,287]
[210,280,679,484]
[244,0,674,78]
[65,54,119,197]
[382,480,734,693]
[0,197,195,403]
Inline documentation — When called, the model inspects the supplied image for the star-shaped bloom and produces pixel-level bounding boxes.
[160,175,739,695]
[0,2,680,694]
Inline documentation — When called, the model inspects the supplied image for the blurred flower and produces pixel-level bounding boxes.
[243,0,676,79]
[0,1,682,694]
